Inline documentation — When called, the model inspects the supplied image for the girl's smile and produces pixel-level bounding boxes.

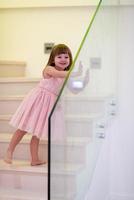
[54,53,70,70]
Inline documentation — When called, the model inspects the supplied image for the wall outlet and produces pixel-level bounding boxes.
[90,57,101,69]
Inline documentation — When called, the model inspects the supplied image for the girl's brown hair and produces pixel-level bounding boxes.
[46,44,73,71]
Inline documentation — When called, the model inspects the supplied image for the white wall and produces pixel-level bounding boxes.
[0,6,118,96]
[86,5,134,200]
[0,7,94,77]
[110,6,134,200]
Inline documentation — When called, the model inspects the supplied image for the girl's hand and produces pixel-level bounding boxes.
[70,61,83,77]
[78,61,83,75]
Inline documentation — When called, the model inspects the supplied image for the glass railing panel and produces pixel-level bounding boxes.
[49,0,118,199]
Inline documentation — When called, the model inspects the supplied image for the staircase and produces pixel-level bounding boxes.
[0,62,116,200]
[0,61,47,200]
[49,94,116,200]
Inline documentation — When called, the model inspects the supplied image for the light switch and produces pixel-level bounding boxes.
[90,57,101,69]
[44,43,54,54]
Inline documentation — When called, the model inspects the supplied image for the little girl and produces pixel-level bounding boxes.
[4,44,73,166]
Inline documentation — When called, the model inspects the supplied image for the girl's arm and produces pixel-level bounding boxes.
[43,66,68,78]
[70,61,83,77]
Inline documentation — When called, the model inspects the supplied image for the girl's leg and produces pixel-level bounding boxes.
[4,129,27,164]
[30,136,46,166]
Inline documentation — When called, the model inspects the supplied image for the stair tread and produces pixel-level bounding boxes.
[0,114,11,120]
[66,113,103,120]
[0,159,46,174]
[0,159,83,175]
[0,133,46,144]
[0,187,46,200]
[0,94,113,100]
[0,95,24,100]
[66,94,113,101]
[0,60,26,65]
[0,77,40,83]
[0,133,91,145]
[0,113,103,121]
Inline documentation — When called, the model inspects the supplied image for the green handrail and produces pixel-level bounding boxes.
[49,0,102,118]
[48,1,103,199]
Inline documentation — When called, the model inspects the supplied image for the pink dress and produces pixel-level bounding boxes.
[9,77,64,139]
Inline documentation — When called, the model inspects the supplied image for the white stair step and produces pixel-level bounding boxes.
[0,133,47,162]
[0,187,46,200]
[0,159,46,174]
[65,95,115,115]
[0,114,17,133]
[0,95,115,116]
[0,133,91,164]
[0,96,23,115]
[0,61,26,77]
[0,160,47,197]
[0,159,83,176]
[0,77,40,96]
[66,113,103,137]
[0,132,90,145]
[0,159,84,199]
[0,113,102,137]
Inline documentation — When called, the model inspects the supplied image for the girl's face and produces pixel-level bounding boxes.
[54,53,70,70]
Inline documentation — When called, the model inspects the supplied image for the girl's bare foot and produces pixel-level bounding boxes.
[31,160,47,166]
[4,150,12,164]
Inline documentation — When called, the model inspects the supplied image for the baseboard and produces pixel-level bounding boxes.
[109,194,134,200]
